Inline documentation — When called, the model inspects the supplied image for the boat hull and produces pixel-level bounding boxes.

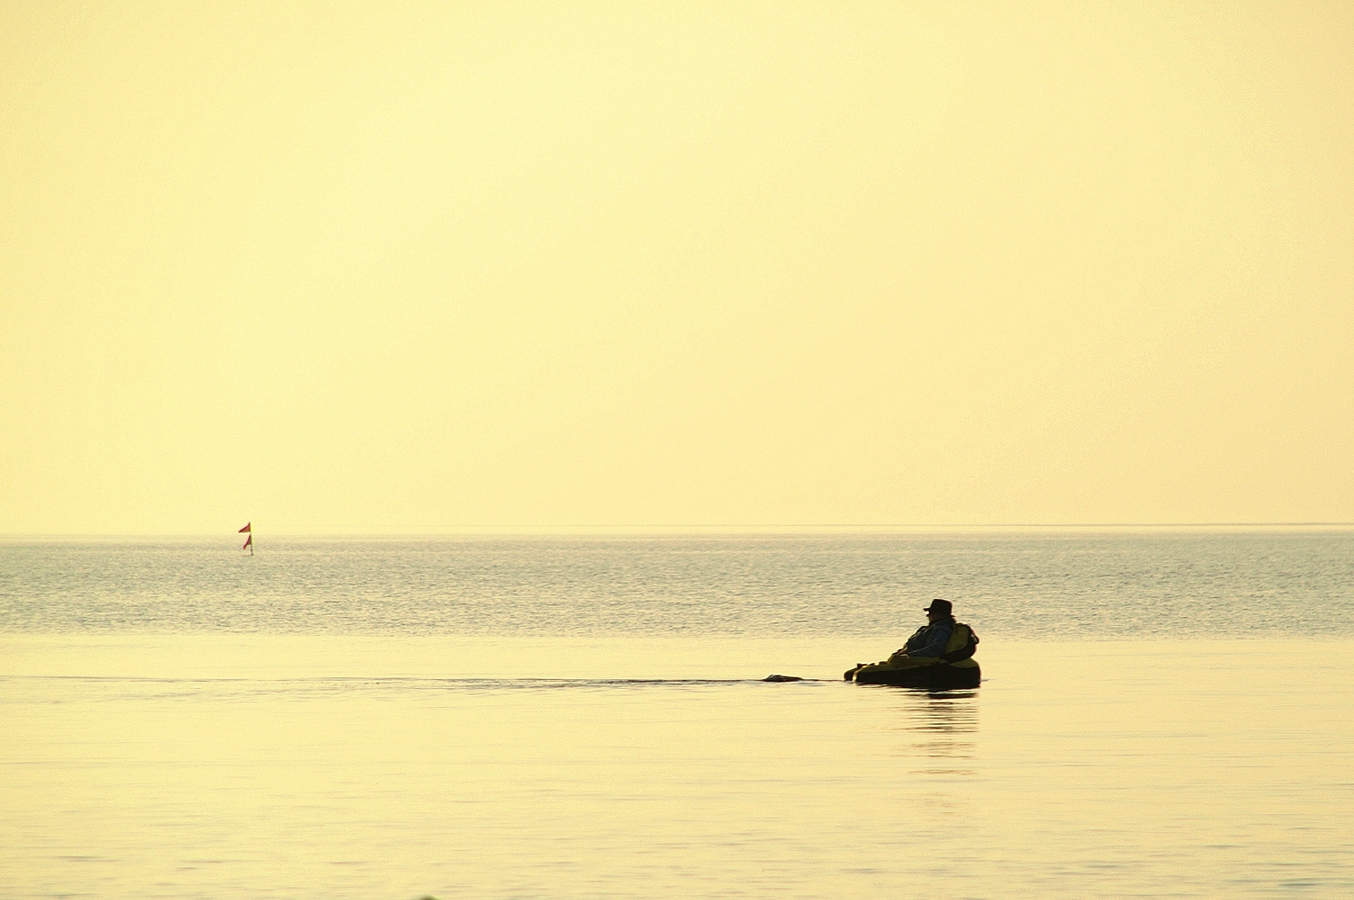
[847,658,980,689]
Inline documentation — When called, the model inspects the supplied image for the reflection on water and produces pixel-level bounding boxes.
[3,638,1354,899]
[874,688,980,772]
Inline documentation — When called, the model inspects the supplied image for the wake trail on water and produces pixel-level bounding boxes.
[6,675,827,696]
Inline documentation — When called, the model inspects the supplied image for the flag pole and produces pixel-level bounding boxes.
[240,522,253,555]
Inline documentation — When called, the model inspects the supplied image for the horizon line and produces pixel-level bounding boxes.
[3,521,1353,539]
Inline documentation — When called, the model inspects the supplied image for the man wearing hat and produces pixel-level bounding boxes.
[892,599,956,660]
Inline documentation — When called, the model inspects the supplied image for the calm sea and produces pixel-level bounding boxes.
[2,531,1352,899]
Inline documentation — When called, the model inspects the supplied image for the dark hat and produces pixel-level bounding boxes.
[924,598,952,616]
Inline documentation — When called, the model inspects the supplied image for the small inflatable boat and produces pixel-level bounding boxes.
[844,622,981,688]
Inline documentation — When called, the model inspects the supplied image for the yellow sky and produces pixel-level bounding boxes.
[2,2,1351,533]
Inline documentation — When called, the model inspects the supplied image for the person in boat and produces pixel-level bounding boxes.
[891,599,956,660]
[844,598,979,683]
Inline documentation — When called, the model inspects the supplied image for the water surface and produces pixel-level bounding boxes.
[2,532,1352,898]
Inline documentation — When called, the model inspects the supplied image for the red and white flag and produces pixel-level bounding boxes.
[242,533,253,550]
[238,522,251,533]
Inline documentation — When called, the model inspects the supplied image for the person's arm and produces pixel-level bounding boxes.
[907,622,953,658]
[896,625,927,656]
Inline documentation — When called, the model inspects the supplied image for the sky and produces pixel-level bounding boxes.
[2,1,1351,534]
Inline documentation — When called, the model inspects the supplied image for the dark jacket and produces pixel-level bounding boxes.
[900,617,955,658]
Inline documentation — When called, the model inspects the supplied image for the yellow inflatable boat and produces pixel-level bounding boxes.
[844,623,981,688]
